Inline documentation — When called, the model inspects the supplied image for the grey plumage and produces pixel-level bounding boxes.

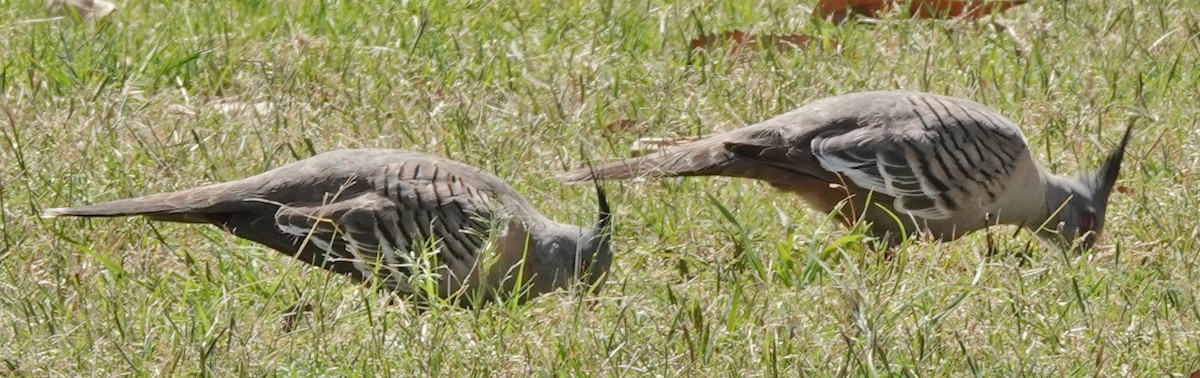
[44,149,613,306]
[565,90,1132,249]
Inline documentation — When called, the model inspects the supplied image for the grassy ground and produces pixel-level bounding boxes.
[2,0,1198,375]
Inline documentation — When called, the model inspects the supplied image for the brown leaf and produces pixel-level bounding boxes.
[813,0,896,23]
[813,0,1026,23]
[775,34,816,49]
[1116,185,1134,195]
[605,119,638,133]
[1189,368,1200,378]
[690,30,754,54]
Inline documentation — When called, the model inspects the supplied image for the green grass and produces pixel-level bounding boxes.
[2,0,1199,375]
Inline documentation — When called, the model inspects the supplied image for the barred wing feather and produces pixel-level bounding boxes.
[270,163,499,293]
[811,94,1029,220]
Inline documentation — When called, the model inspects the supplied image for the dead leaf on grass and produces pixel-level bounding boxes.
[605,119,639,134]
[690,30,754,53]
[813,0,891,23]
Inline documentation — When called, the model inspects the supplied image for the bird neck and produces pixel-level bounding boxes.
[516,222,583,276]
[988,159,1054,227]
[530,221,610,285]
[1032,173,1085,230]
[531,223,582,262]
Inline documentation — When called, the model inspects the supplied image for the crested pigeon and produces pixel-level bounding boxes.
[44,149,613,306]
[564,90,1132,250]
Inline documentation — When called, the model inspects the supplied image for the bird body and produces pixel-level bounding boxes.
[45,149,613,306]
[565,90,1131,249]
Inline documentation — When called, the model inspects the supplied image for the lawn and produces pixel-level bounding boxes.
[2,0,1198,375]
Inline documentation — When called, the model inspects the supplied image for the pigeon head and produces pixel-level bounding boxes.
[1038,124,1133,250]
